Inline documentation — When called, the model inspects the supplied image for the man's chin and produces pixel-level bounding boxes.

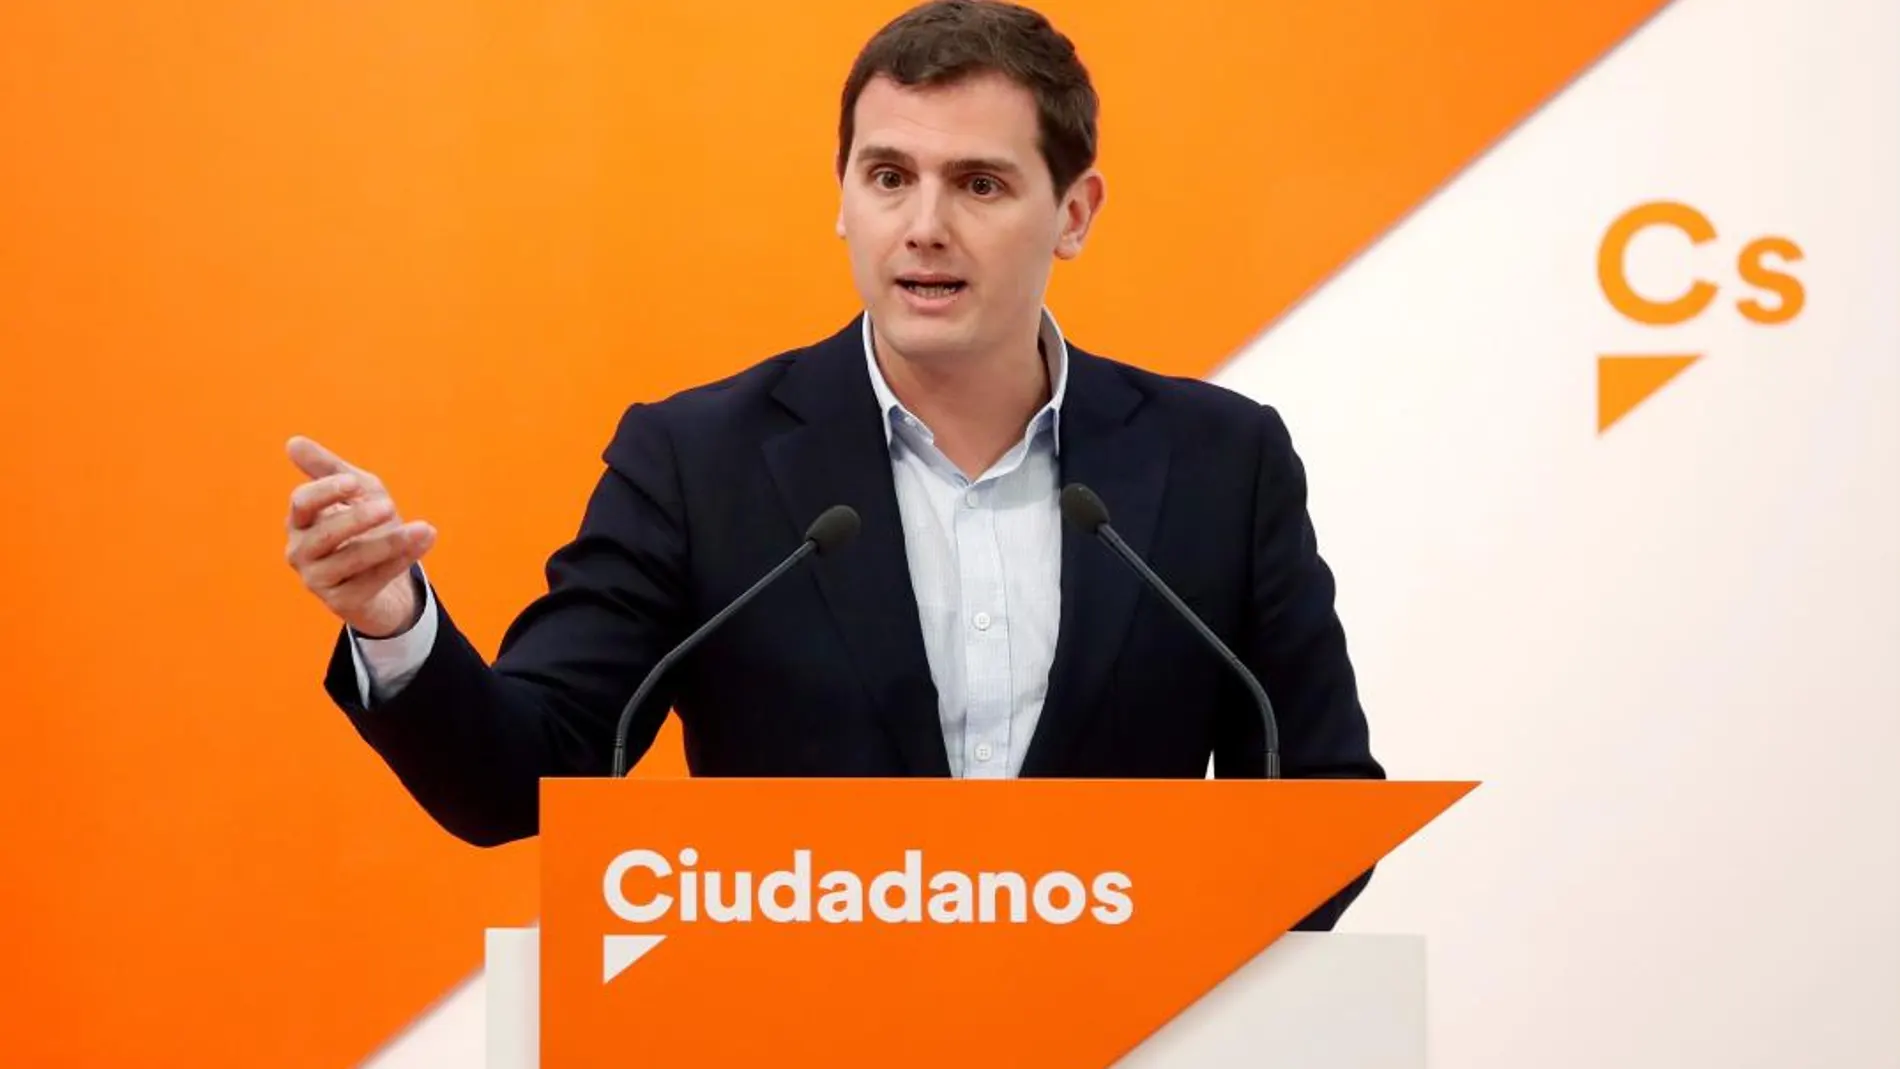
[873,316,976,363]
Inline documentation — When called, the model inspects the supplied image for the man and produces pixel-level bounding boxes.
[285,0,1383,928]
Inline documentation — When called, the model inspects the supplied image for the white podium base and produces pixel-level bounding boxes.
[483,929,1426,1068]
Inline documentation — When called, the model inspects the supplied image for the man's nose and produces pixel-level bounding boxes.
[904,184,950,249]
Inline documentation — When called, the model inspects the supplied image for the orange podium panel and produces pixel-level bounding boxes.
[533,777,1474,1068]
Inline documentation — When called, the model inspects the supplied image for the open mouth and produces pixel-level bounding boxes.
[898,279,967,299]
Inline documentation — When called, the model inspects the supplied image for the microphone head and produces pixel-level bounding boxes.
[1059,483,1111,533]
[805,505,862,555]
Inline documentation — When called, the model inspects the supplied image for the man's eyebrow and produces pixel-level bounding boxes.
[854,144,1023,175]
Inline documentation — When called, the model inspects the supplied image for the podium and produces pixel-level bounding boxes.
[487,929,1428,1067]
[481,776,1471,1068]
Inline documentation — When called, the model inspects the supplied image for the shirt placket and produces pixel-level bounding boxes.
[954,477,1012,779]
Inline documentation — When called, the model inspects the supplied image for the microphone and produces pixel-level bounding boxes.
[1058,483,1281,779]
[609,504,861,777]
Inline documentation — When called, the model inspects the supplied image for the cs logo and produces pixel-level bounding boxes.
[1595,200,1805,433]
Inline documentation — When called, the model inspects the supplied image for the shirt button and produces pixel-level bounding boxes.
[972,611,992,631]
[964,489,980,507]
[975,743,993,762]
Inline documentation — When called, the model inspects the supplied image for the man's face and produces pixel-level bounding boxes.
[837,70,1101,368]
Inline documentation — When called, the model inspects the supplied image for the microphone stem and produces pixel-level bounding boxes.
[1096,526,1282,779]
[611,539,817,777]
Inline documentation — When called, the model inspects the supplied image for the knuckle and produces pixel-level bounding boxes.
[363,531,400,562]
[303,554,339,587]
[319,506,370,550]
[291,483,332,521]
[338,538,381,572]
[308,511,342,547]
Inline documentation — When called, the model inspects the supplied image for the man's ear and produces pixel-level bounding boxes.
[1054,169,1106,260]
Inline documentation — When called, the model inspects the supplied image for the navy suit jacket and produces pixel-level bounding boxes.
[324,316,1385,928]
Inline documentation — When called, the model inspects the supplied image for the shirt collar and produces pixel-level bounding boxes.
[860,307,1069,455]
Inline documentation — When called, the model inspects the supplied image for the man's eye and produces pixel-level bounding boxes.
[969,176,998,196]
[874,169,904,189]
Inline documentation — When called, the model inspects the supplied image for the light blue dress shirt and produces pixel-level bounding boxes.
[859,311,1066,778]
[350,310,1070,779]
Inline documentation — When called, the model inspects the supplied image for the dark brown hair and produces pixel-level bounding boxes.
[836,0,1099,197]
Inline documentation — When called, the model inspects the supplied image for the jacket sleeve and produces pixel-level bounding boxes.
[321,403,692,847]
[1216,402,1386,929]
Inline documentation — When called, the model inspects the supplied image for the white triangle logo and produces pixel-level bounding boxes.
[602,934,666,984]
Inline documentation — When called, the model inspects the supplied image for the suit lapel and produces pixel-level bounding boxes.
[762,319,951,777]
[1021,349,1168,776]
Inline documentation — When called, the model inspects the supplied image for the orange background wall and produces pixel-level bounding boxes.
[0,2,1661,1063]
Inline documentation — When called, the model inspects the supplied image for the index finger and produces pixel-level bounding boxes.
[286,435,358,481]
[287,472,369,530]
